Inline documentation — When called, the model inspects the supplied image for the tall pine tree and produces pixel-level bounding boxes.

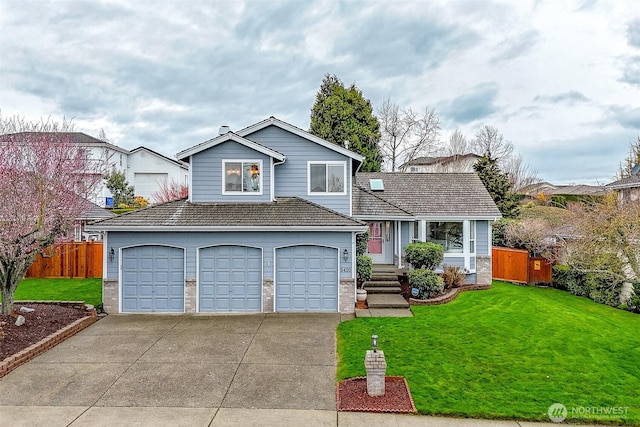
[474,155,519,218]
[309,74,382,172]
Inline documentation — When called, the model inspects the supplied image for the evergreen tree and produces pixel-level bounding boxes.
[309,74,382,171]
[105,170,135,207]
[474,155,519,218]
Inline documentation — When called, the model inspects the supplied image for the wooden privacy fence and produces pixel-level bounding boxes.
[492,247,552,285]
[25,242,103,278]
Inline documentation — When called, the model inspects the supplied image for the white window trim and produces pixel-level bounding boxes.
[413,219,477,273]
[222,159,264,196]
[307,161,347,195]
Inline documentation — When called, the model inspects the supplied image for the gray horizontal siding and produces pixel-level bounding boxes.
[246,126,352,215]
[106,231,353,279]
[476,220,490,256]
[191,141,272,203]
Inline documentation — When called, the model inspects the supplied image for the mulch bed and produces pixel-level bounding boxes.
[337,376,417,413]
[0,303,90,361]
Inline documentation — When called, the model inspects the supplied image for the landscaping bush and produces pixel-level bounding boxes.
[552,264,570,290]
[628,282,640,313]
[554,264,624,307]
[492,218,515,247]
[441,265,467,289]
[356,255,373,284]
[356,229,369,256]
[405,242,444,270]
[408,269,444,299]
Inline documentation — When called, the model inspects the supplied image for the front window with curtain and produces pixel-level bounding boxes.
[427,221,463,253]
[224,160,261,194]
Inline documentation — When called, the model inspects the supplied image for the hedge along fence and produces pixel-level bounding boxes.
[552,265,626,308]
[25,242,103,279]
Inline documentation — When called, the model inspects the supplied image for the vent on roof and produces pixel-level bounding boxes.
[219,125,230,135]
[369,178,384,191]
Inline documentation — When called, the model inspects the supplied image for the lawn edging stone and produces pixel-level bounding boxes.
[0,301,97,379]
[409,284,491,306]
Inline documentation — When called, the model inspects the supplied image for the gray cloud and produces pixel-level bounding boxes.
[439,83,500,125]
[620,56,640,87]
[493,30,540,62]
[627,19,640,49]
[607,105,640,129]
[533,91,590,104]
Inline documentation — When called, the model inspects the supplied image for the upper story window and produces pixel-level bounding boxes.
[223,160,262,194]
[308,161,346,194]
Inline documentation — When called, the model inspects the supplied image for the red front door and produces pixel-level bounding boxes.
[367,222,383,254]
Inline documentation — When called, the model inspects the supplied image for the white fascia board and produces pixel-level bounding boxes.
[236,117,364,162]
[413,215,502,221]
[177,133,286,161]
[87,225,369,232]
[353,215,414,221]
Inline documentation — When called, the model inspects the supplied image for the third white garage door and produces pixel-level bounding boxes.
[275,245,338,312]
[199,245,262,312]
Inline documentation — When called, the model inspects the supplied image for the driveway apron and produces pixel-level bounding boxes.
[0,313,341,418]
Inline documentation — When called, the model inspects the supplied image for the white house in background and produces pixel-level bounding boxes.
[128,146,189,203]
[63,133,187,206]
[400,153,481,173]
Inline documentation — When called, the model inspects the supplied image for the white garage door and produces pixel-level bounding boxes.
[134,172,167,201]
[199,246,262,312]
[276,245,338,312]
[121,245,184,313]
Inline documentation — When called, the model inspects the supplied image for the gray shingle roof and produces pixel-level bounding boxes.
[353,186,413,217]
[88,197,366,230]
[607,174,640,189]
[354,172,501,218]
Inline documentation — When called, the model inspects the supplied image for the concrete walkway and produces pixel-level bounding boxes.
[0,313,598,426]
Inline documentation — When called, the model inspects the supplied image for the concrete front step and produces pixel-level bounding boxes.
[364,286,402,294]
[372,265,398,273]
[369,273,399,281]
[366,293,410,309]
[363,280,401,287]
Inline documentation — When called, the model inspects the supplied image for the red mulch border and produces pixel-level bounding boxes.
[409,284,492,306]
[337,376,417,413]
[0,301,98,379]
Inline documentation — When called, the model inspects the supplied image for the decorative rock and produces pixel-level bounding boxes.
[365,350,387,396]
[15,315,26,326]
[84,304,94,311]
[19,306,35,313]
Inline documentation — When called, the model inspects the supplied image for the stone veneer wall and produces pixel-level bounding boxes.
[184,278,196,313]
[476,255,492,285]
[263,278,274,312]
[340,278,356,313]
[102,278,118,314]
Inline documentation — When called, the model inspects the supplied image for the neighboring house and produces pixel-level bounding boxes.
[89,117,500,315]
[518,182,609,201]
[400,153,480,173]
[127,146,189,203]
[73,199,117,241]
[606,165,640,204]
[353,173,501,284]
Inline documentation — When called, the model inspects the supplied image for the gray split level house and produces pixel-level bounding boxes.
[89,117,501,314]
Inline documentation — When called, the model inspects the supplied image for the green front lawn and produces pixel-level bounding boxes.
[337,282,640,424]
[2,278,102,307]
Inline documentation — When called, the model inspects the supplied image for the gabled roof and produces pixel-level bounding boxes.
[176,131,286,162]
[87,197,367,231]
[234,116,364,162]
[401,153,480,168]
[519,182,609,197]
[77,199,117,221]
[130,146,188,169]
[607,173,640,189]
[352,186,413,218]
[0,132,130,154]
[354,172,501,219]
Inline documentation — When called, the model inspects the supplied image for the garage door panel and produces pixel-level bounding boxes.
[199,246,262,312]
[121,246,184,313]
[276,246,338,312]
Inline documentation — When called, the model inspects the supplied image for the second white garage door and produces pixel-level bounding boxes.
[275,245,338,312]
[199,245,262,312]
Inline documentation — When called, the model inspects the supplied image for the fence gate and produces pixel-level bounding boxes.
[492,247,551,285]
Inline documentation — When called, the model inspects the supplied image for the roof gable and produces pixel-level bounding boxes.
[130,146,188,169]
[177,132,286,162]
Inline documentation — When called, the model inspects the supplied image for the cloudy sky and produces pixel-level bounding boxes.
[1,0,639,185]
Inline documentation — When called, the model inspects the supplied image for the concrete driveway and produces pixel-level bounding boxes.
[0,313,346,426]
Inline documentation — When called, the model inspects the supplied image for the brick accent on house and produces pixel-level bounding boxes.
[340,278,356,313]
[263,278,274,313]
[102,278,118,314]
[476,255,492,286]
[184,278,196,313]
[0,303,97,379]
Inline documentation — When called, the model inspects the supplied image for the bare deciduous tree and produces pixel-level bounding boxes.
[0,114,101,314]
[502,153,541,191]
[377,98,441,171]
[152,178,189,204]
[472,125,514,161]
[445,129,469,156]
[617,135,640,179]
